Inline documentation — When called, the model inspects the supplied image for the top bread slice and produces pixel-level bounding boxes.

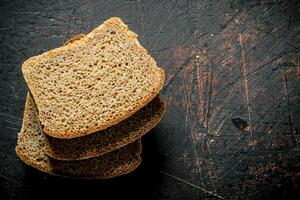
[22,17,164,138]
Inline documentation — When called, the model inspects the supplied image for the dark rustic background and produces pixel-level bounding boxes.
[0,0,299,199]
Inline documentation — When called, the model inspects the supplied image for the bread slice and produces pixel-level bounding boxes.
[15,95,142,178]
[22,17,165,138]
[42,34,165,160]
[42,95,165,160]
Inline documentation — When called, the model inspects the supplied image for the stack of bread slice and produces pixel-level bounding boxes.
[16,17,165,179]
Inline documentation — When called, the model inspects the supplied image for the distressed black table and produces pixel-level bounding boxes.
[0,0,299,199]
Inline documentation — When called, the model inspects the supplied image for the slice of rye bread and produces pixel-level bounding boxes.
[16,95,142,178]
[40,35,165,160]
[22,17,165,139]
[43,95,165,160]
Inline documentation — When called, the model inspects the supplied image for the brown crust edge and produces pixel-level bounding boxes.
[63,34,86,46]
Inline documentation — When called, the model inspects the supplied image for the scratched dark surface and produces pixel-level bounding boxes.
[0,0,300,199]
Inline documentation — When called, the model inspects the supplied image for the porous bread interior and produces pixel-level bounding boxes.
[44,94,165,160]
[22,17,164,138]
[15,94,142,178]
